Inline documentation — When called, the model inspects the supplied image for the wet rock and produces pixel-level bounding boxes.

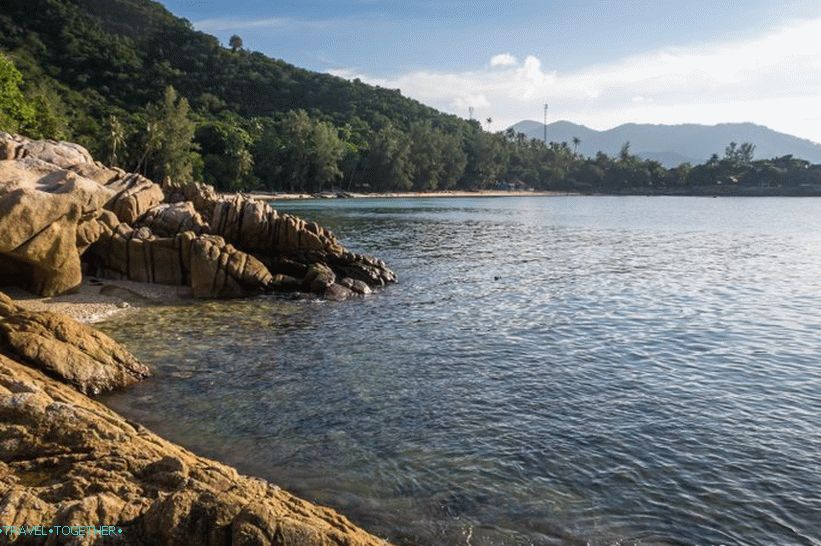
[339,277,372,295]
[323,283,355,301]
[304,263,336,293]
[269,274,302,292]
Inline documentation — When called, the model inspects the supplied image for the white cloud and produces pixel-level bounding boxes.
[194,17,290,31]
[194,16,333,32]
[328,18,821,143]
[490,53,518,67]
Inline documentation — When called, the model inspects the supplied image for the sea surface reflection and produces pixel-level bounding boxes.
[100,196,821,545]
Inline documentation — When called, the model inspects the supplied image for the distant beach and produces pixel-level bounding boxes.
[251,189,576,200]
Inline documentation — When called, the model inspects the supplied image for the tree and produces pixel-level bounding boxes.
[363,125,413,191]
[619,141,632,163]
[724,141,755,166]
[229,35,243,52]
[572,136,581,154]
[461,128,508,188]
[438,131,467,189]
[105,114,125,167]
[0,53,35,133]
[666,162,692,186]
[252,110,344,192]
[24,80,68,140]
[302,118,344,192]
[136,120,161,176]
[144,86,199,183]
[196,119,255,191]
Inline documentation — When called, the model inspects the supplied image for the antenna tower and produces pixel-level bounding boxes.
[543,103,548,143]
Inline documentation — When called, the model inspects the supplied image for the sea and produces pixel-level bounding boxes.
[99,196,821,545]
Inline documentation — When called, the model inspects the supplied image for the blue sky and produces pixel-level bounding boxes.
[162,0,821,141]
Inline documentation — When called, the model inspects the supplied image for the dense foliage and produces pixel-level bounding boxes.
[1,0,820,194]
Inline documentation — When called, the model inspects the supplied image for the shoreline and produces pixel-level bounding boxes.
[250,189,575,200]
[0,289,389,545]
[248,188,821,200]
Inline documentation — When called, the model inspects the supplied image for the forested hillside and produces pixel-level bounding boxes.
[2,0,821,194]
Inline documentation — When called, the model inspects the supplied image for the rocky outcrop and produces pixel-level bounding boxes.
[164,182,397,296]
[133,202,208,237]
[0,132,396,299]
[0,292,149,394]
[0,294,390,545]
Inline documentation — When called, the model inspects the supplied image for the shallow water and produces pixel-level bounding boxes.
[99,196,821,545]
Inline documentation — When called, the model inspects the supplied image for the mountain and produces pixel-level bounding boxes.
[510,120,821,167]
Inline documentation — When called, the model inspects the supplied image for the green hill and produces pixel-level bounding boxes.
[0,0,462,132]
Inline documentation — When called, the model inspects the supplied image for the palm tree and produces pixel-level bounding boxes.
[572,136,581,154]
[106,115,125,167]
[136,121,161,175]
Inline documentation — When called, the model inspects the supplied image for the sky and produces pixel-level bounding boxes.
[162,0,821,142]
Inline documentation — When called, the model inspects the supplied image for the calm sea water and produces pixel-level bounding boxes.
[99,196,821,545]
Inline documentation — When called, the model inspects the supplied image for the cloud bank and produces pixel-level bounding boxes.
[329,18,821,143]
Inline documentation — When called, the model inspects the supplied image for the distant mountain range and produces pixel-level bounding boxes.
[509,120,821,167]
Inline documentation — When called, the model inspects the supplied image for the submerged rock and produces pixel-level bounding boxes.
[0,132,396,299]
[0,294,391,545]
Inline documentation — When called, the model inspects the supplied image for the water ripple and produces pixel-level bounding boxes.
[101,197,821,546]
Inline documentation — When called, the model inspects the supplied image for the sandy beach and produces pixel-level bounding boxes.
[2,278,187,323]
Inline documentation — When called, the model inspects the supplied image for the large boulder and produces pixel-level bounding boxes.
[0,156,115,296]
[165,182,398,291]
[0,132,95,167]
[89,227,273,298]
[133,201,208,237]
